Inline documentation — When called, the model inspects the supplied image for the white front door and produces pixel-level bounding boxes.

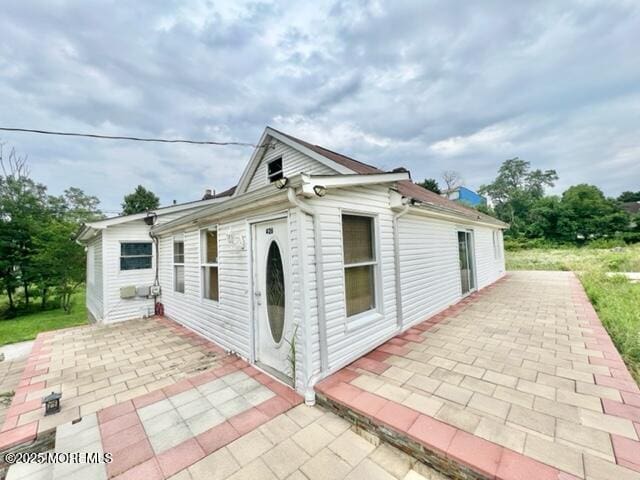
[253,218,291,380]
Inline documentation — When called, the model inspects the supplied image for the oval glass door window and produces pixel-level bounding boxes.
[266,241,285,343]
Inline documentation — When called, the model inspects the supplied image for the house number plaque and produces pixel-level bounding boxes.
[265,227,274,234]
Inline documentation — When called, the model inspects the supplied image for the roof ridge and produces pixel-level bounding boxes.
[267,126,383,173]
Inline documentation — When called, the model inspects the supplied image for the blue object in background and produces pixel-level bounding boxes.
[444,186,487,206]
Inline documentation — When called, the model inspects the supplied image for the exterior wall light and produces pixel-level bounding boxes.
[43,391,62,415]
[313,185,327,197]
[144,212,158,226]
[274,177,289,189]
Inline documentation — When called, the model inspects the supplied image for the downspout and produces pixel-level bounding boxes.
[149,230,161,314]
[393,197,411,329]
[287,187,328,405]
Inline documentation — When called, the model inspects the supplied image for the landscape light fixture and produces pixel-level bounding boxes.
[313,185,327,197]
[43,391,62,416]
[274,177,289,189]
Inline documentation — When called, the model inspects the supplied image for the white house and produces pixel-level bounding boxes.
[77,127,507,403]
[75,191,234,323]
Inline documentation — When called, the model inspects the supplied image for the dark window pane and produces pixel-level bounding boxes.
[266,241,285,343]
[120,256,152,270]
[121,242,152,256]
[345,265,375,317]
[204,231,218,264]
[203,266,219,301]
[174,265,184,293]
[268,158,282,175]
[174,241,184,263]
[342,215,373,264]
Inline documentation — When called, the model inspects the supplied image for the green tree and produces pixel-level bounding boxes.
[121,185,160,215]
[479,157,558,236]
[418,178,441,194]
[0,143,101,315]
[527,196,563,240]
[33,220,85,313]
[57,187,103,223]
[557,184,629,241]
[618,191,640,202]
[0,146,49,309]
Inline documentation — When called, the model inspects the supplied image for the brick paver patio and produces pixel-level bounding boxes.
[0,359,26,430]
[0,316,236,450]
[7,402,449,480]
[317,271,640,480]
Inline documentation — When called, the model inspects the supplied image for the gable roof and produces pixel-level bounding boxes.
[267,128,505,227]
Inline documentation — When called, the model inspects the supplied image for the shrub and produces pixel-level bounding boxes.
[585,238,627,249]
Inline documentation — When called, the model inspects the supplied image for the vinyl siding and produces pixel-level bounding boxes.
[473,226,506,289]
[304,184,398,373]
[245,140,336,192]
[397,214,462,328]
[158,218,252,358]
[102,222,156,323]
[85,233,104,321]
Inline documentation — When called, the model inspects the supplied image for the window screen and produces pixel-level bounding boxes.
[201,229,219,301]
[342,215,376,317]
[173,238,185,293]
[120,242,152,270]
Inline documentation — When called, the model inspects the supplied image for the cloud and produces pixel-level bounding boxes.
[0,0,638,212]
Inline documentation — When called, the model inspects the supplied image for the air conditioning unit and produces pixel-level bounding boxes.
[136,286,151,297]
[120,286,136,299]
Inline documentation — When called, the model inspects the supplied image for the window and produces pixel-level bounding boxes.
[201,229,219,301]
[267,157,283,183]
[492,231,502,259]
[120,242,152,270]
[173,236,185,293]
[342,214,377,317]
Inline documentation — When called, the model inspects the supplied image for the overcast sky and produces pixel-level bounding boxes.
[1,1,638,213]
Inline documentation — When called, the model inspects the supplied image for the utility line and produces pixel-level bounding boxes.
[0,127,257,147]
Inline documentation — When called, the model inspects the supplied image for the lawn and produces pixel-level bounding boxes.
[505,243,640,272]
[0,291,88,346]
[506,244,640,383]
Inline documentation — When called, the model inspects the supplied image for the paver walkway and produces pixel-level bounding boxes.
[0,317,234,450]
[0,359,26,429]
[317,271,640,480]
[3,319,304,479]
[7,403,449,480]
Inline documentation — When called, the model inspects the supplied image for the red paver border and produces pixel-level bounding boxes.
[569,273,640,469]
[99,360,302,479]
[315,272,640,480]
[0,332,54,450]
[0,315,262,452]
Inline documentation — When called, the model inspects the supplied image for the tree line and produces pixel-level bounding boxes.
[0,143,162,318]
[418,158,638,246]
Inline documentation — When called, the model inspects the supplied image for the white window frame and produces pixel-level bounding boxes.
[173,235,185,294]
[266,157,283,183]
[119,241,153,272]
[340,211,382,330]
[200,226,220,303]
[493,230,503,259]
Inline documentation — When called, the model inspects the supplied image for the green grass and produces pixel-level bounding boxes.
[505,244,640,272]
[580,271,640,383]
[506,244,640,384]
[0,291,88,346]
